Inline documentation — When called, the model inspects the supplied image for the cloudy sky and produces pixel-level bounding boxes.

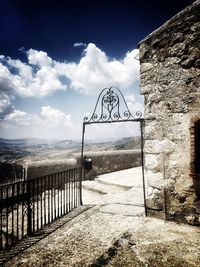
[0,0,194,141]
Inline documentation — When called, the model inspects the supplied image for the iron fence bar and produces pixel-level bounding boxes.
[40,177,43,229]
[43,176,46,224]
[61,172,63,216]
[68,170,71,212]
[58,172,60,217]
[64,171,66,214]
[74,169,76,208]
[66,171,68,213]
[32,179,35,233]
[57,173,59,218]
[72,169,74,209]
[48,175,50,224]
[36,178,39,231]
[0,186,2,249]
[51,174,53,222]
[71,169,73,210]
[69,169,71,211]
[21,182,25,240]
[76,168,78,207]
[16,182,19,241]
[6,185,9,247]
[63,171,65,214]
[27,180,32,235]
[54,174,56,220]
[75,168,77,208]
[11,184,14,244]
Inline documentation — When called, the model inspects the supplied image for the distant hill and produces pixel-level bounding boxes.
[113,137,141,150]
[0,137,140,162]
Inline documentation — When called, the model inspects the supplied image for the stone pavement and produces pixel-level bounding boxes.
[4,167,200,267]
[82,167,145,206]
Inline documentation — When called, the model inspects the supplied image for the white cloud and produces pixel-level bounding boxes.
[0,43,142,139]
[3,109,33,127]
[125,93,135,103]
[74,42,87,47]
[40,106,73,128]
[55,43,139,95]
[27,49,53,67]
[0,43,139,99]
[1,106,73,138]
[85,122,141,142]
[0,92,13,117]
[0,56,65,98]
[124,93,144,116]
[127,101,144,117]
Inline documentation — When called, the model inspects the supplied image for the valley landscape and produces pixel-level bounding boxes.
[0,137,141,163]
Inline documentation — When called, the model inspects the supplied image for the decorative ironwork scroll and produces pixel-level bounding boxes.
[83,86,142,123]
[80,86,147,216]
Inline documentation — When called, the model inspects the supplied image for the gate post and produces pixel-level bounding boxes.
[140,119,147,217]
[80,122,86,206]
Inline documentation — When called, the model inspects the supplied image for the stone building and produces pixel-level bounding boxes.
[139,0,200,224]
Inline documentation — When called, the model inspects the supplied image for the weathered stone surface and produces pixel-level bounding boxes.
[145,140,175,154]
[4,209,200,267]
[139,0,200,224]
[145,154,161,172]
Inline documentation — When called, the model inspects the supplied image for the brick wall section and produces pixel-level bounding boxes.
[139,0,200,224]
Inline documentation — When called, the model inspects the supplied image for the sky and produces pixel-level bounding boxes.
[0,0,195,141]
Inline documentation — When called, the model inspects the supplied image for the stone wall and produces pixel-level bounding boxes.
[27,149,141,180]
[139,0,200,224]
[81,149,141,180]
[27,158,77,179]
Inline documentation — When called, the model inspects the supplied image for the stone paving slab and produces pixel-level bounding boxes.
[82,180,128,195]
[97,167,143,188]
[4,204,200,267]
[82,167,144,206]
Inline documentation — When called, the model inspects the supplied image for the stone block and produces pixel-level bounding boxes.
[145,124,163,140]
[145,154,161,172]
[140,62,154,73]
[145,170,163,188]
[162,140,175,154]
[145,140,163,154]
[140,84,153,94]
[147,186,153,196]
[146,195,163,210]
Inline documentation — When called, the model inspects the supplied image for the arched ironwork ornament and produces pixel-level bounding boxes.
[84,86,142,124]
[80,86,147,216]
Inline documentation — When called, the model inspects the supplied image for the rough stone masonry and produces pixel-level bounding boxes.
[139,0,200,225]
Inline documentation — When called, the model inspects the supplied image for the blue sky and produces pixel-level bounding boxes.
[0,0,194,141]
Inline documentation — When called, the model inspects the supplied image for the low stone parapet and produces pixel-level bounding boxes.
[26,149,141,180]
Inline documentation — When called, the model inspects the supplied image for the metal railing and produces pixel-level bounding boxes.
[0,167,82,250]
[0,163,26,185]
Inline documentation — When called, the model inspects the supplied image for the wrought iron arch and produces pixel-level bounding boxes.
[83,86,142,123]
[80,86,147,216]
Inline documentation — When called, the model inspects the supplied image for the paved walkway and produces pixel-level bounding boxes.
[82,167,144,207]
[4,167,200,267]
